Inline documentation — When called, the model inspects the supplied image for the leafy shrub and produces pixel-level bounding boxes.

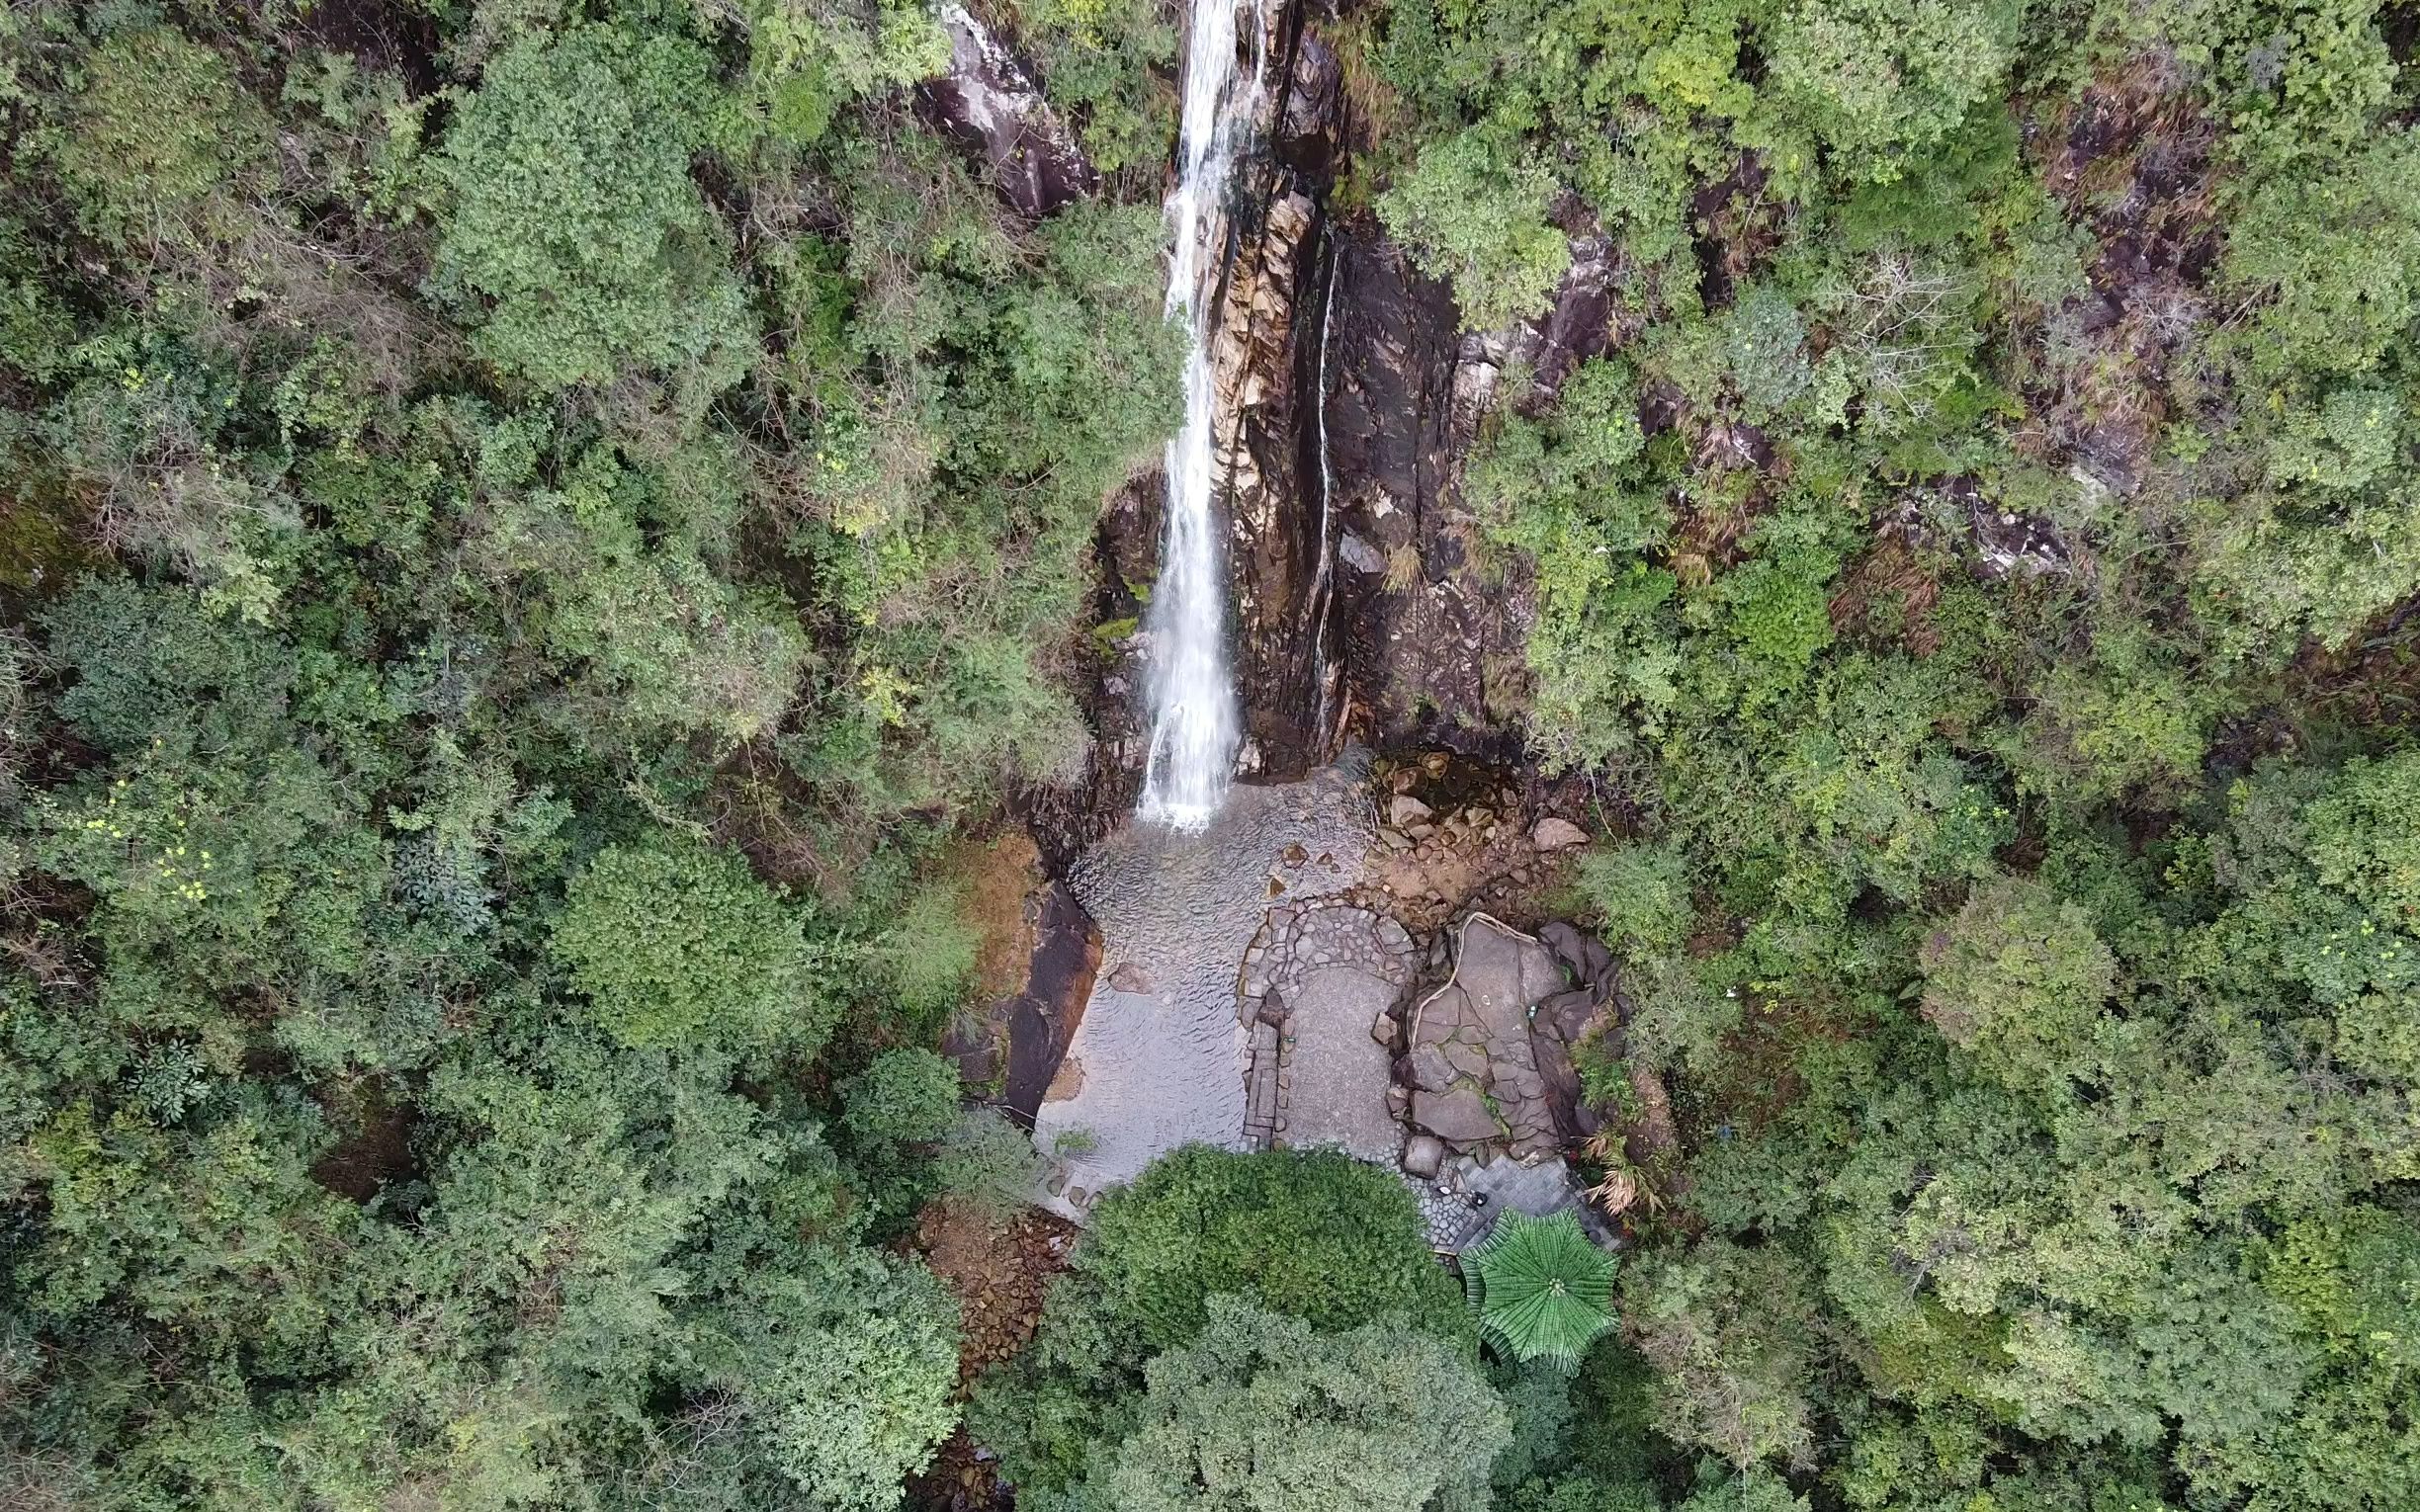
[934,1108,1047,1217]
[1378,129,1572,330]
[1465,1211,1619,1371]
[50,28,268,249]
[551,836,831,1052]
[866,881,982,1027]
[432,26,751,393]
[1725,286,1815,418]
[1577,842,1693,957]
[1919,875,2118,1093]
[841,1047,961,1150]
[1077,1144,1466,1349]
[2301,750,2420,921]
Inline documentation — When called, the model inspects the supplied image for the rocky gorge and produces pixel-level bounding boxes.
[928,0,1622,798]
[917,0,1660,1245]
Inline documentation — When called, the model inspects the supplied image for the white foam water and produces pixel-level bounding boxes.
[1136,0,1266,830]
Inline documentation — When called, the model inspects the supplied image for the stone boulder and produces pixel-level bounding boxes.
[921,5,1097,218]
[1403,915,1566,1157]
[1531,816,1589,851]
[1412,1087,1500,1145]
[1393,913,1626,1157]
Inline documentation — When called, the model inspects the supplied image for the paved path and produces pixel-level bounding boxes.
[1239,901,1417,1158]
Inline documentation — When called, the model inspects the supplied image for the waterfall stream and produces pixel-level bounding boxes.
[1136,0,1265,830]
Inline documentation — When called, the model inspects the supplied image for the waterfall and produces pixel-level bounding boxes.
[1136,0,1264,830]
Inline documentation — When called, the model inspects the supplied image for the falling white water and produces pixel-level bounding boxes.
[1137,0,1266,830]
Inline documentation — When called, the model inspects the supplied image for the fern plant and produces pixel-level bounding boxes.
[1463,1209,1616,1371]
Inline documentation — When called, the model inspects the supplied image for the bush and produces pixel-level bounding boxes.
[50,28,268,249]
[432,26,752,393]
[1577,842,1693,957]
[841,1047,962,1150]
[1057,1296,1512,1512]
[1077,1144,1466,1350]
[934,1108,1047,1217]
[1378,129,1572,330]
[551,836,831,1052]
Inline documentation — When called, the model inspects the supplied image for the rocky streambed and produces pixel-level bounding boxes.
[1012,751,1637,1246]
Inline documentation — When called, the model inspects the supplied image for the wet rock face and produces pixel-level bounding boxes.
[1319,224,1536,756]
[921,4,1098,218]
[1215,4,1345,780]
[1219,184,1329,773]
[1307,189,1626,759]
[997,881,1105,1123]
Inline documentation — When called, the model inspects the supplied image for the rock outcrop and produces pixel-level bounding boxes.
[1400,915,1570,1158]
[1396,913,1620,1160]
[996,881,1104,1122]
[921,3,1098,219]
[1214,8,1344,779]
[1319,224,1521,754]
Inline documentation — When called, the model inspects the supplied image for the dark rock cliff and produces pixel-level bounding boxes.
[935,0,1630,800]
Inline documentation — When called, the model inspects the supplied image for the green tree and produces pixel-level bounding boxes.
[432,25,752,393]
[1056,1296,1512,1512]
[1378,129,1573,330]
[1075,1144,1467,1348]
[842,1047,962,1150]
[1763,0,2023,184]
[970,1145,1468,1496]
[1919,875,2120,1093]
[551,836,833,1051]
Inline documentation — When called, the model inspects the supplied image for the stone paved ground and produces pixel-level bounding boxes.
[1033,768,1371,1220]
[1238,901,1417,1158]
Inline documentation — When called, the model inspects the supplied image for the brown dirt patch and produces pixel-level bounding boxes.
[1829,528,1944,656]
[914,1199,1079,1386]
[1358,753,1580,934]
[308,1075,418,1202]
[943,831,1046,1001]
[907,1200,1080,1510]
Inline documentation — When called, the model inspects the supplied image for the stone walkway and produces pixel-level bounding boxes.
[1033,768,1372,1219]
[1238,901,1416,1158]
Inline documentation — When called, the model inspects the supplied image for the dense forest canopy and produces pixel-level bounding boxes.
[0,0,2415,1510]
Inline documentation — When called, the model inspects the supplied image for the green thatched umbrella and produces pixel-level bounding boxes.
[1462,1209,1617,1370]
